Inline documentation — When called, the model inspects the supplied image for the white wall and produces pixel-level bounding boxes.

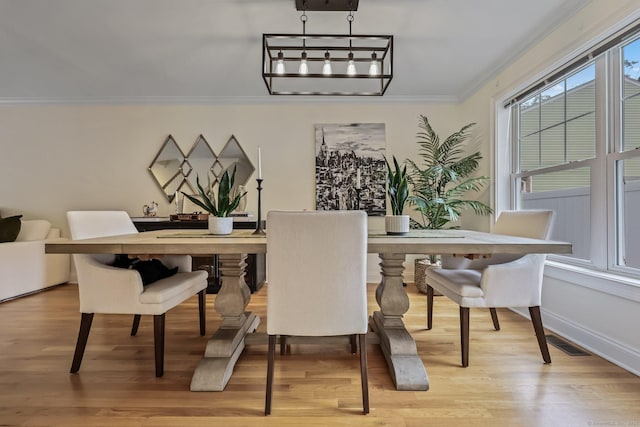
[0,103,459,226]
[461,0,640,375]
[0,102,461,281]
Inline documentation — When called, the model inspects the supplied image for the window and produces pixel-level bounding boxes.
[511,32,640,277]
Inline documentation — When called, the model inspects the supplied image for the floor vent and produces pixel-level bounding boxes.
[545,335,591,356]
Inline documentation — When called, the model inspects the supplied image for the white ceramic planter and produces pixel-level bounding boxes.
[385,215,410,235]
[208,216,233,235]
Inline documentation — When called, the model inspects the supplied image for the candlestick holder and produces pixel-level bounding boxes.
[355,188,361,211]
[253,178,266,235]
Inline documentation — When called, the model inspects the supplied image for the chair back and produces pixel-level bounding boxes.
[492,210,554,240]
[266,210,368,337]
[67,210,138,240]
[441,210,555,270]
[67,211,142,312]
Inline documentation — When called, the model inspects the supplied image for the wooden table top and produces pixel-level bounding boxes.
[45,229,572,256]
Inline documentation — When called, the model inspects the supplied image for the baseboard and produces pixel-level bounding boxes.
[511,307,640,376]
[0,282,70,304]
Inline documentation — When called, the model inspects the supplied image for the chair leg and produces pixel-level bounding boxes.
[198,289,206,336]
[529,306,551,364]
[70,312,94,373]
[280,335,287,355]
[460,306,470,367]
[489,308,500,331]
[426,285,434,330]
[359,333,370,415]
[131,314,141,336]
[265,335,276,416]
[350,334,357,354]
[153,314,166,377]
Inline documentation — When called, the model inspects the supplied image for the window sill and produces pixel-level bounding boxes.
[545,260,640,303]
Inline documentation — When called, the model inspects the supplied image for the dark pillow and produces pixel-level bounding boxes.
[111,254,178,286]
[0,215,23,243]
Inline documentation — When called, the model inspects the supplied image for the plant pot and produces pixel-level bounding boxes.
[385,215,410,235]
[414,258,442,295]
[208,216,233,235]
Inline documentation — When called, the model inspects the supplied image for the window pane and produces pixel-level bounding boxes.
[520,167,591,261]
[622,37,640,98]
[520,97,540,138]
[540,124,564,167]
[567,114,596,161]
[567,66,595,121]
[519,134,539,171]
[616,158,640,269]
[541,83,565,129]
[623,94,640,151]
[518,64,596,171]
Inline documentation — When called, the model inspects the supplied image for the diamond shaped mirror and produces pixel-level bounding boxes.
[217,135,255,186]
[148,135,190,202]
[185,134,217,192]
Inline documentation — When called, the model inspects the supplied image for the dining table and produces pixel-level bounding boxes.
[46,228,572,392]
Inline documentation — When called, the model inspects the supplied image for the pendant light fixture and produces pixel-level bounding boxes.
[262,0,393,96]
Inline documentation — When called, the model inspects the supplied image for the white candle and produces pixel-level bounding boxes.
[258,147,262,179]
[356,168,361,189]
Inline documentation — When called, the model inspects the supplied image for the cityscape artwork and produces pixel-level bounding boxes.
[315,123,386,216]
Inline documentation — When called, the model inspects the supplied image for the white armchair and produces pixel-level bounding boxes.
[0,219,70,302]
[67,210,208,377]
[424,210,555,367]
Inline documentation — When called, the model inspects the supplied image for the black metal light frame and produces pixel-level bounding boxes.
[262,33,393,96]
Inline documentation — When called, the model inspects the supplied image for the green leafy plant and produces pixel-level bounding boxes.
[407,115,492,230]
[385,155,409,216]
[182,166,246,217]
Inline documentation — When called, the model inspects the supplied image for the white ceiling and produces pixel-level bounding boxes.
[0,0,591,103]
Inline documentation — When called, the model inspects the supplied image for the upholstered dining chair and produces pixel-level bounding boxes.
[424,209,555,367]
[265,210,369,415]
[66,210,208,377]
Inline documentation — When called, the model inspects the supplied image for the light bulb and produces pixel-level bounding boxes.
[369,52,379,76]
[275,51,285,75]
[322,51,332,75]
[347,52,356,76]
[299,52,308,75]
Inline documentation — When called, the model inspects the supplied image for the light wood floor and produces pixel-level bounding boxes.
[1,283,639,427]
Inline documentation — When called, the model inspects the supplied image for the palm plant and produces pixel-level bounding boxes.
[182,166,246,217]
[407,115,492,230]
[386,155,409,215]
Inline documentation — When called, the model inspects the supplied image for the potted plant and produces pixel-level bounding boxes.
[385,155,410,235]
[406,115,493,292]
[182,166,247,235]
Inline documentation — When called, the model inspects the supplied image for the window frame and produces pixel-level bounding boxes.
[506,31,640,283]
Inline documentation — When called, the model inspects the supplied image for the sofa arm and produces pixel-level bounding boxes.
[74,254,146,314]
[16,220,51,241]
[0,240,46,301]
[480,254,547,307]
[45,228,70,286]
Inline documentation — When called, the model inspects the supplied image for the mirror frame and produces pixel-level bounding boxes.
[148,135,190,202]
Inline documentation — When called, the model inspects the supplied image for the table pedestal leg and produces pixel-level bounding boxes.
[370,253,429,391]
[191,253,260,391]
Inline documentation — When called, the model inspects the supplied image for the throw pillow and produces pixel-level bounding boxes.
[0,215,23,243]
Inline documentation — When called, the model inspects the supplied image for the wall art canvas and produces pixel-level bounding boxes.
[315,123,386,216]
